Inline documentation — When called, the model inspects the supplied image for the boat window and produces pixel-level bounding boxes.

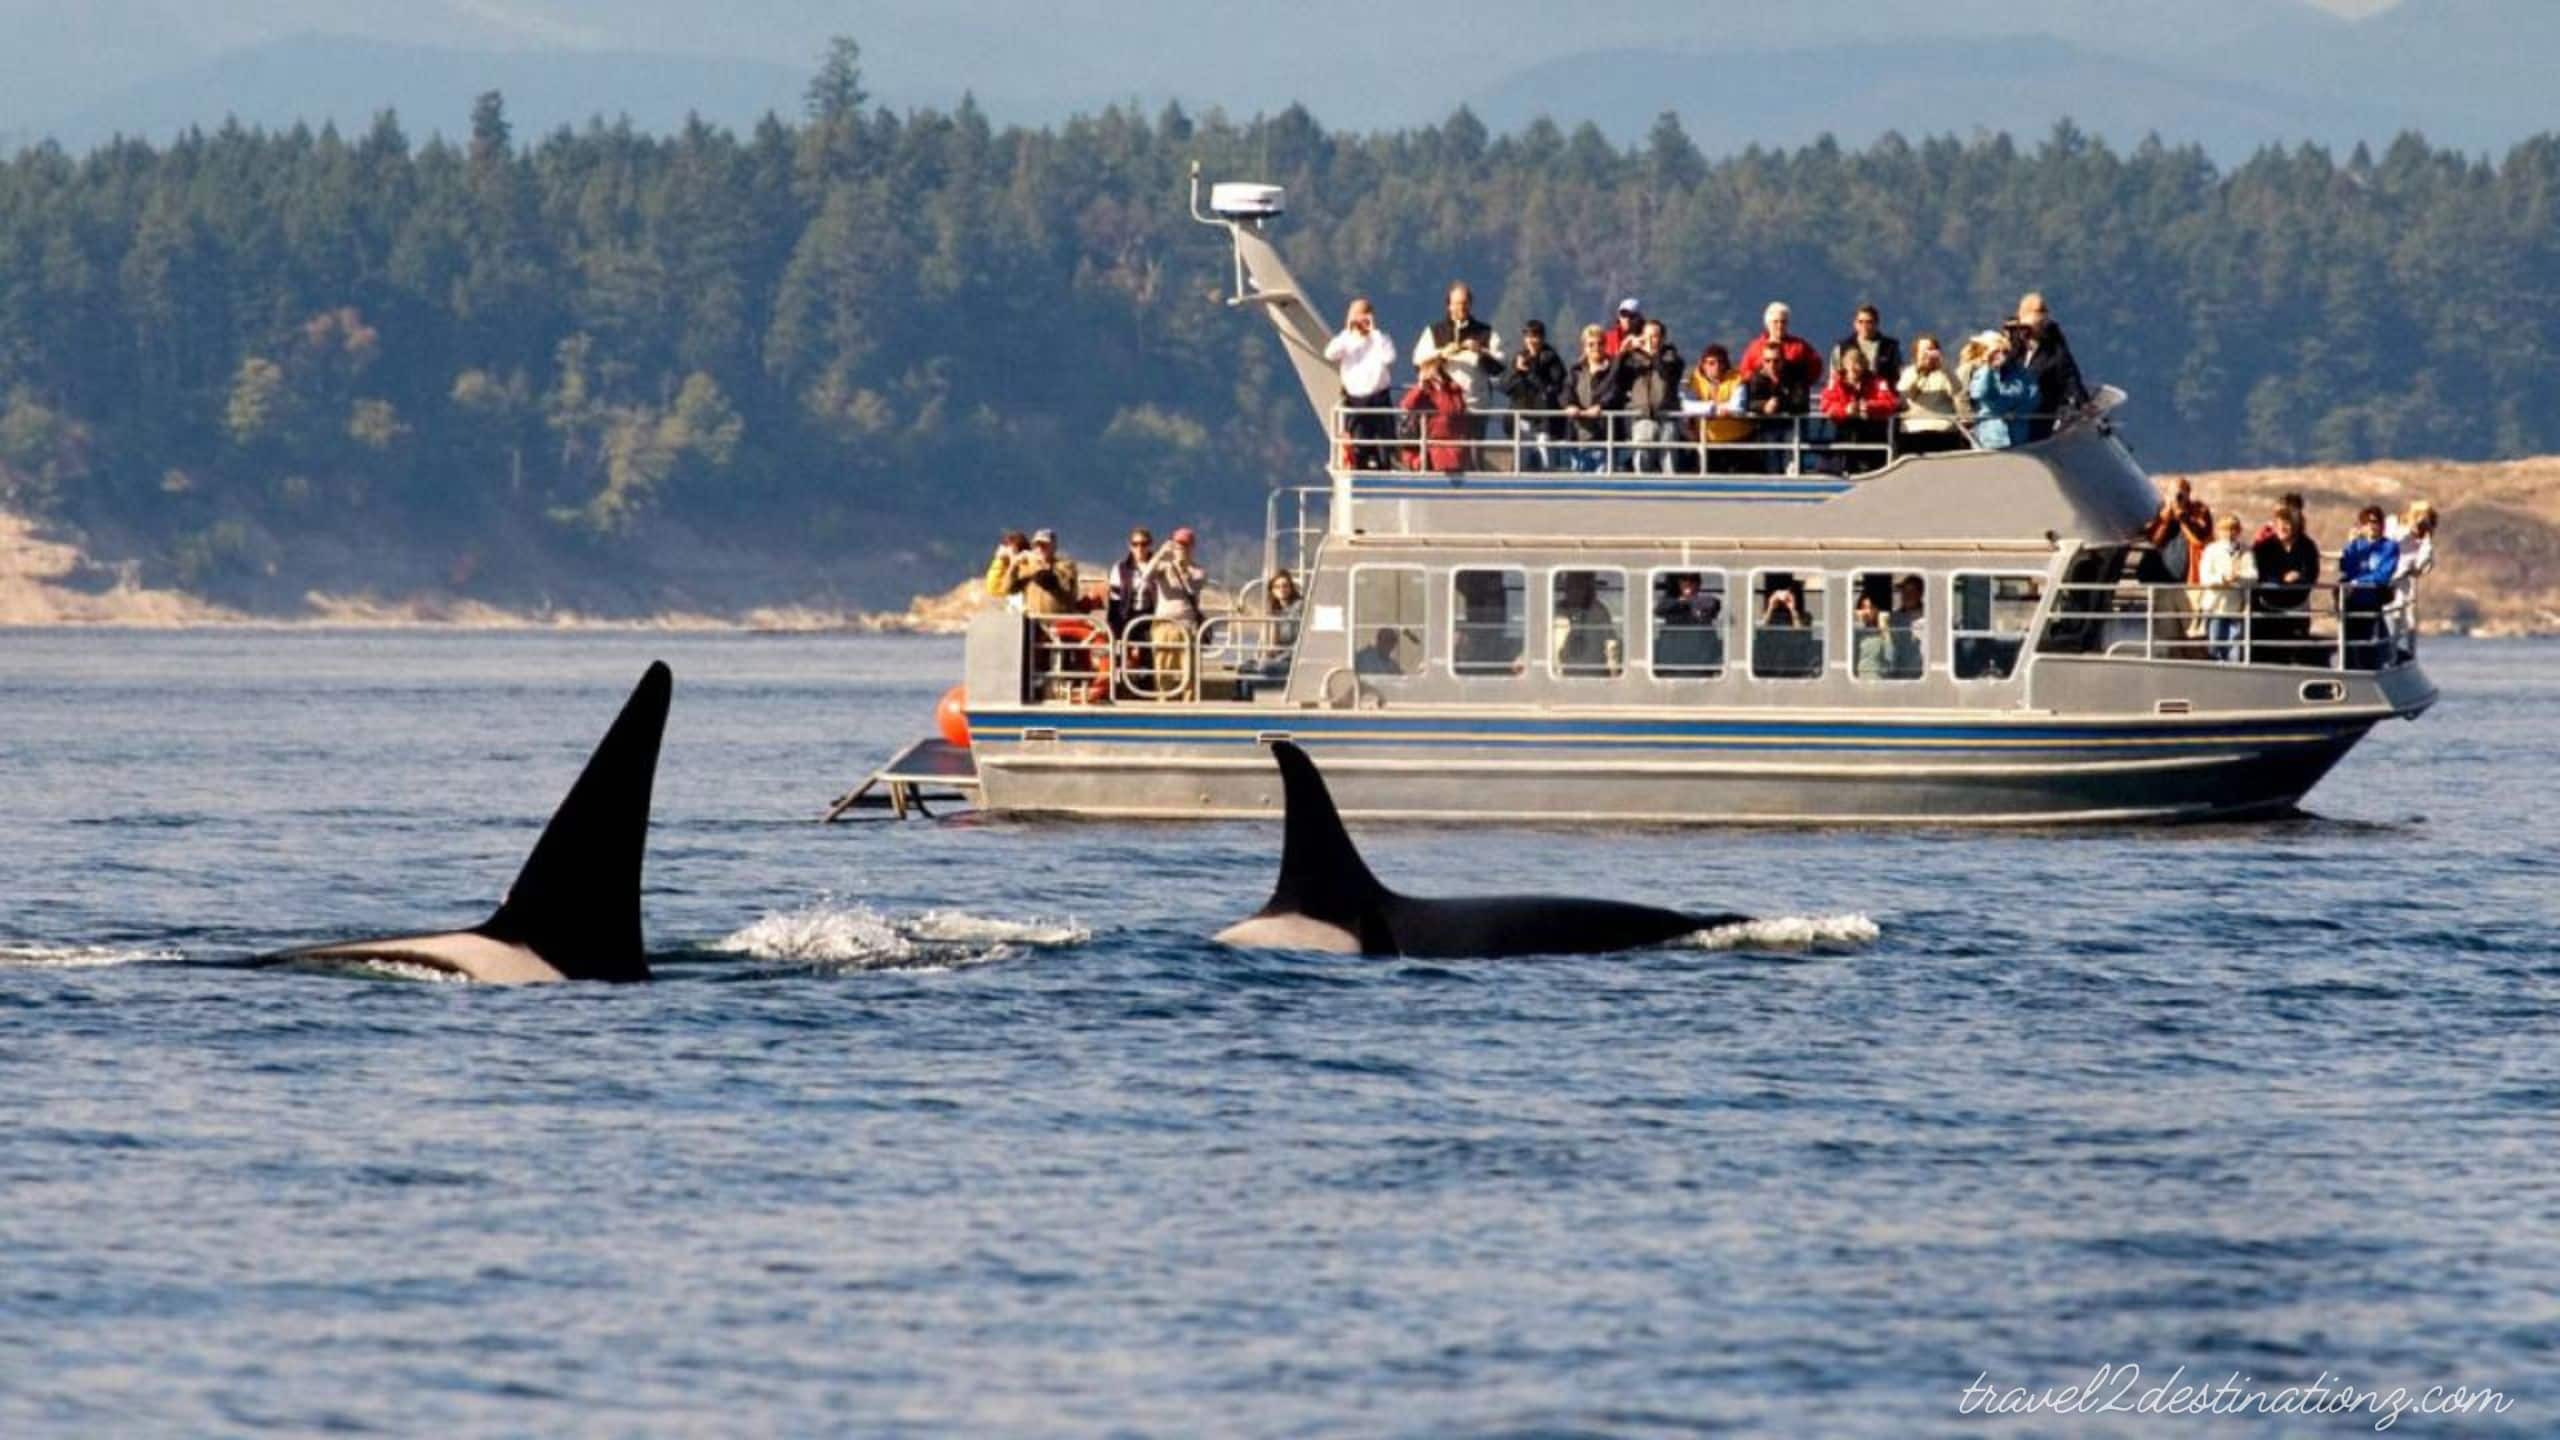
[1953,573,2046,679]
[1649,569,1728,680]
[1849,571,1926,681]
[1451,568,1527,677]
[1749,570,1825,680]
[1350,566,1427,679]
[1550,569,1627,678]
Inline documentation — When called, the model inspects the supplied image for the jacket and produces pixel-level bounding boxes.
[1500,344,1567,416]
[1739,333,1825,396]
[1967,363,2037,449]
[1106,552,1157,633]
[1009,552,1082,617]
[984,545,1021,598]
[1686,367,1753,443]
[1832,333,1905,394]
[2019,320,2088,415]
[1614,342,1685,421]
[1896,365,1965,432]
[2142,499,2216,585]
[1819,372,1901,423]
[2340,535,2401,590]
[1413,316,1503,409]
[1400,378,1471,472]
[2196,538,2257,616]
[1561,360,1626,443]
[2249,534,2320,611]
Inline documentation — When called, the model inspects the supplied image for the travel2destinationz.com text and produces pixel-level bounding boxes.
[1958,1364,2513,1430]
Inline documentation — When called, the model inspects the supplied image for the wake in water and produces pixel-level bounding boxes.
[0,942,182,970]
[714,902,1092,974]
[1685,914,1881,953]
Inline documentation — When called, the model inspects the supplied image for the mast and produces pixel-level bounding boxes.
[1189,164,1336,438]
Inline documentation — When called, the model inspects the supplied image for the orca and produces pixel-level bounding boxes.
[1215,741,1751,957]
[258,661,671,985]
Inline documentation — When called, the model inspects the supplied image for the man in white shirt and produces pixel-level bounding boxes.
[1323,297,1398,471]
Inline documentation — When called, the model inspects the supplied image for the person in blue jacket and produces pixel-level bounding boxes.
[2338,504,2403,669]
[1965,330,2037,449]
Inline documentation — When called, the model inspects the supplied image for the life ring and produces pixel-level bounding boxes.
[1047,617,1113,702]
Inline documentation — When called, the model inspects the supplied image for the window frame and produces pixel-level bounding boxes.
[1547,565,1631,681]
[1746,566,1829,683]
[1950,570,2048,682]
[1347,562,1431,681]
[1846,569,1929,683]
[1447,565,1530,680]
[1645,565,1732,682]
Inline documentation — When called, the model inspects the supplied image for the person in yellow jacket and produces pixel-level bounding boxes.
[1685,344,1754,473]
[985,530,1029,602]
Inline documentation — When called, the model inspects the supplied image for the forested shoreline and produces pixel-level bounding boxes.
[3,39,2556,611]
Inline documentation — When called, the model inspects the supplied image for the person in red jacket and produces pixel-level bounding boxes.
[1600,297,1644,359]
[1818,347,1901,473]
[1739,301,1826,398]
[1399,355,1471,473]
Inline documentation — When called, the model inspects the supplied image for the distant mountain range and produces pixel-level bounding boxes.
[2,0,2553,161]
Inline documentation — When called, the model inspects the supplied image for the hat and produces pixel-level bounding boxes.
[1032,528,1057,544]
[1617,297,1642,314]
[1171,526,1196,544]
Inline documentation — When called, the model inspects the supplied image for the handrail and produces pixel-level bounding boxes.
[1328,404,2082,479]
[2043,576,2417,671]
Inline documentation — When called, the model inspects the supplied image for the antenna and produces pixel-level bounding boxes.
[1190,161,1287,306]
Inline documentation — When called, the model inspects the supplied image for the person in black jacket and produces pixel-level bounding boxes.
[2012,292,2088,442]
[2249,506,2322,665]
[1558,324,1626,472]
[1830,304,1904,401]
[1500,319,1568,472]
[1742,337,1813,474]
[1612,319,1686,473]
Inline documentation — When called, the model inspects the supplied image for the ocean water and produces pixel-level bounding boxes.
[1,630,2554,1437]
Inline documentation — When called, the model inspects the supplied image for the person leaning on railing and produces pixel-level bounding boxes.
[1324,297,1398,471]
[1687,344,1755,474]
[1819,348,1901,475]
[2249,506,2321,664]
[2197,512,2257,663]
[1830,304,1905,401]
[1613,319,1686,474]
[2338,505,2402,670]
[1560,324,1627,474]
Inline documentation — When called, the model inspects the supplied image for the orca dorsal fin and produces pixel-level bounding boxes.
[476,661,670,981]
[1262,741,1396,950]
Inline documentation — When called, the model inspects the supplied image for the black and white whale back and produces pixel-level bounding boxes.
[260,661,671,984]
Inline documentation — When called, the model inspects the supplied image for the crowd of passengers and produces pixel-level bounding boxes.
[1323,284,2087,475]
[983,481,2439,697]
[2131,481,2437,670]
[985,523,1303,696]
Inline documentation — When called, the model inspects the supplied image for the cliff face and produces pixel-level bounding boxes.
[2173,457,2560,637]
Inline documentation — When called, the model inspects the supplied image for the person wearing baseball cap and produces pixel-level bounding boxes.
[1009,527,1079,616]
[1603,298,1644,359]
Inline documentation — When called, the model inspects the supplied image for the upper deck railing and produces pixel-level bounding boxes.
[1332,405,2085,481]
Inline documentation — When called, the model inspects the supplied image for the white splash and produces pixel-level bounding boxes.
[1685,914,1881,953]
[0,943,181,969]
[339,959,472,985]
[715,904,1088,973]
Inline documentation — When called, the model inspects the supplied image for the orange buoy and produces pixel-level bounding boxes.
[935,684,972,748]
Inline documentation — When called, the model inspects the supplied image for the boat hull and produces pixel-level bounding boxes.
[963,707,2391,825]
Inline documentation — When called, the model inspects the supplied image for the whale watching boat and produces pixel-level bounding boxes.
[835,170,2436,824]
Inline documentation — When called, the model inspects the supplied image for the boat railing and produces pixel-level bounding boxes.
[1329,405,2078,479]
[2042,576,2418,672]
[1265,484,1331,584]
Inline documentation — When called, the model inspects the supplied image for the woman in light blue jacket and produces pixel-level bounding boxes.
[1966,330,2037,450]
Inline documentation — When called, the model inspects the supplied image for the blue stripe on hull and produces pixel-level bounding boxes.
[966,709,2369,753]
